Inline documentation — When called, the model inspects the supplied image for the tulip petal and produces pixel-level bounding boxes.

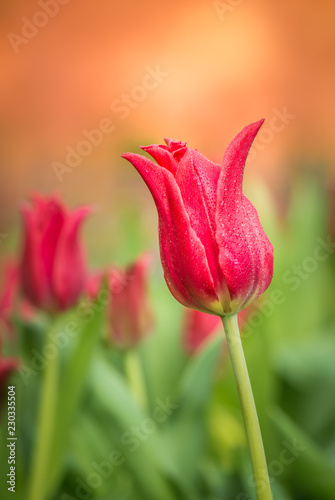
[109,253,153,347]
[216,121,273,310]
[122,153,221,312]
[20,206,49,308]
[163,138,188,161]
[218,120,264,203]
[175,148,228,297]
[141,139,187,175]
[141,146,174,175]
[52,206,92,309]
[0,261,18,315]
[39,198,66,282]
[183,308,221,353]
[242,197,274,298]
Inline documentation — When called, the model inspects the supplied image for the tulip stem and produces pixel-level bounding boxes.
[124,349,148,410]
[27,324,58,500]
[222,314,273,500]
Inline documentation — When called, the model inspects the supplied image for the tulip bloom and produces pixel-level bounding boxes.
[20,194,91,313]
[0,261,17,315]
[122,120,273,316]
[0,260,36,335]
[85,270,104,301]
[0,261,18,335]
[107,254,153,348]
[183,307,252,354]
[183,309,222,354]
[86,255,154,348]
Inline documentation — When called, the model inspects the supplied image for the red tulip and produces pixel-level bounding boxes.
[20,194,91,313]
[0,261,18,333]
[0,260,36,336]
[107,254,153,348]
[122,120,273,316]
[183,309,222,354]
[85,270,104,300]
[183,307,252,354]
[237,304,253,331]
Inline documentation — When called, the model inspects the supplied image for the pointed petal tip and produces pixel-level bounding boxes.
[245,118,265,135]
[163,137,174,145]
[31,191,63,206]
[66,205,94,236]
[121,152,158,173]
[164,137,188,149]
[254,118,265,126]
[73,204,95,220]
[121,152,143,166]
[226,118,265,157]
[138,144,163,155]
[219,119,266,195]
[85,204,100,215]
[123,146,162,155]
[121,152,144,162]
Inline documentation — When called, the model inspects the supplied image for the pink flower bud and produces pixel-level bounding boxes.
[122,121,273,316]
[107,254,154,348]
[19,194,91,313]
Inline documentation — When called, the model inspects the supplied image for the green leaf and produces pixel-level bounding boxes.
[270,406,335,499]
[46,300,104,496]
[155,333,223,497]
[88,354,176,500]
[175,332,222,413]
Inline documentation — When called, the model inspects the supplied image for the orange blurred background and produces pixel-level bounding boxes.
[0,0,335,232]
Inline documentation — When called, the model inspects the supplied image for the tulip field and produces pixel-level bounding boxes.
[1,130,335,500]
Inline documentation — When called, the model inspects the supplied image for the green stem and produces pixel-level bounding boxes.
[222,314,273,500]
[124,349,148,410]
[27,325,58,500]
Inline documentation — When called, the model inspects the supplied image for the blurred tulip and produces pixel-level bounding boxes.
[0,260,36,338]
[85,269,105,300]
[122,121,273,317]
[107,254,153,348]
[0,260,18,334]
[183,306,252,354]
[183,309,222,354]
[237,304,252,332]
[19,194,91,313]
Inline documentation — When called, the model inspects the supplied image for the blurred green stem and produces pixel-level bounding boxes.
[222,314,273,500]
[124,349,148,409]
[27,323,58,500]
